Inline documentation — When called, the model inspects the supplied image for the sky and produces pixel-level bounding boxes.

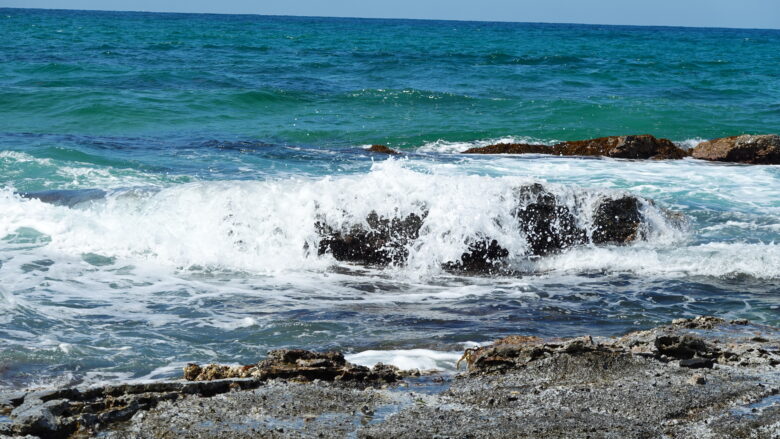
[3,0,780,29]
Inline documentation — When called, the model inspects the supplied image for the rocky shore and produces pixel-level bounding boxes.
[2,316,778,438]
[457,133,780,164]
[314,182,682,273]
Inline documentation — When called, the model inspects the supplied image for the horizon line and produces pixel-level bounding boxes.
[3,7,779,32]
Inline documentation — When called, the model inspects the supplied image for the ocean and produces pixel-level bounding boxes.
[0,8,778,390]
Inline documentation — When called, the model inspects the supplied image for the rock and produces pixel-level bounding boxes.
[680,358,715,369]
[692,134,780,164]
[315,211,426,266]
[185,349,402,384]
[442,238,509,274]
[688,374,707,385]
[463,135,689,160]
[591,196,643,244]
[463,143,550,154]
[513,183,587,256]
[556,134,689,160]
[5,317,780,438]
[367,144,400,155]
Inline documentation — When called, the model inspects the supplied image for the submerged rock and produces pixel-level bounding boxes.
[463,143,550,154]
[513,183,587,256]
[366,144,400,155]
[315,211,426,266]
[464,134,689,160]
[692,134,780,164]
[442,238,509,274]
[591,196,644,244]
[315,185,667,273]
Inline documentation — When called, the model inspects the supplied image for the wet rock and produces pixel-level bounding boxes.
[692,134,780,164]
[591,196,644,244]
[185,349,402,384]
[315,211,426,266]
[556,134,689,160]
[513,183,587,256]
[5,317,780,438]
[463,143,550,154]
[442,238,509,274]
[367,144,400,155]
[464,135,689,160]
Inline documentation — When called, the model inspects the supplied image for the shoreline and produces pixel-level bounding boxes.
[2,316,778,438]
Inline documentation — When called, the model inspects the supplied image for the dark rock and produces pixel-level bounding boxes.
[680,358,715,369]
[556,134,688,160]
[463,143,550,154]
[185,349,401,384]
[367,144,400,155]
[514,183,587,256]
[443,238,509,274]
[692,134,780,164]
[5,317,780,438]
[654,335,715,360]
[316,211,426,266]
[591,196,643,244]
[463,135,688,160]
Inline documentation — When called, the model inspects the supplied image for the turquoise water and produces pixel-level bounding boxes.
[0,9,779,390]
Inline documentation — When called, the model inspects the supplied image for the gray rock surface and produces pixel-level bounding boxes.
[1,317,777,438]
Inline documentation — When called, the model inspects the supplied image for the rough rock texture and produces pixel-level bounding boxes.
[463,143,550,154]
[315,185,660,272]
[315,211,426,265]
[2,317,778,438]
[464,135,689,160]
[692,134,780,164]
[591,196,644,244]
[442,238,510,274]
[366,144,400,155]
[184,349,402,383]
[0,350,402,438]
[513,183,587,256]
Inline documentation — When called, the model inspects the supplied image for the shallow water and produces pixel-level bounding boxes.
[0,9,778,390]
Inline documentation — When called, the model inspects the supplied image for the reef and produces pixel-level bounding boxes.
[463,134,689,160]
[692,134,780,164]
[366,144,400,155]
[314,183,665,272]
[1,317,778,438]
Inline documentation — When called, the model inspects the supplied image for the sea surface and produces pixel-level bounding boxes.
[0,8,779,390]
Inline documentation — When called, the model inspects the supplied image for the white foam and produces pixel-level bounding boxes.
[415,136,556,154]
[346,349,463,371]
[0,157,777,282]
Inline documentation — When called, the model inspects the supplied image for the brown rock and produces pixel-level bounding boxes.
[463,135,688,160]
[556,135,688,160]
[184,349,402,384]
[463,143,551,154]
[367,144,400,155]
[691,134,780,164]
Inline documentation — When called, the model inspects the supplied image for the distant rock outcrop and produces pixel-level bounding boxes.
[464,134,689,160]
[692,134,780,164]
[366,144,400,155]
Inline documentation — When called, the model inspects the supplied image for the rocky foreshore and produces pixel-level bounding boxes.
[2,316,778,438]
[459,133,780,164]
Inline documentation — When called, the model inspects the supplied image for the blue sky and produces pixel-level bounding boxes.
[4,0,780,29]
